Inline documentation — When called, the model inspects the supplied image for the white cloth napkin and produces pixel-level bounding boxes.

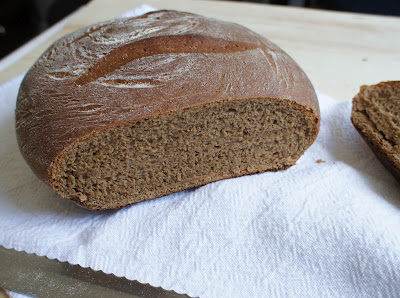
[1,6,400,298]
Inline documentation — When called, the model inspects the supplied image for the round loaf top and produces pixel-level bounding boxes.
[16,10,319,183]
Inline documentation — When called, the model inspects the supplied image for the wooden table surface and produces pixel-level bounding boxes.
[1,0,399,100]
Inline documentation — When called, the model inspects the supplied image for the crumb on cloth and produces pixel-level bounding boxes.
[316,159,326,163]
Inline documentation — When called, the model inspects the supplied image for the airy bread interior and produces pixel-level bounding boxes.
[51,98,319,210]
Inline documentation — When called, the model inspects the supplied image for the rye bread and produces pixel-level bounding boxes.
[351,81,400,183]
[16,10,320,210]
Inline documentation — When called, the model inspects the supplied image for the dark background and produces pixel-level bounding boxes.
[1,0,399,60]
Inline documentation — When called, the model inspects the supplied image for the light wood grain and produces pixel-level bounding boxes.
[1,0,399,100]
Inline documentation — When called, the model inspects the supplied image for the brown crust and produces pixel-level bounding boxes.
[352,122,400,182]
[366,81,400,88]
[351,81,400,183]
[15,10,320,202]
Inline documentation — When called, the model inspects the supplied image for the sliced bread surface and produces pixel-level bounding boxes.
[351,81,400,183]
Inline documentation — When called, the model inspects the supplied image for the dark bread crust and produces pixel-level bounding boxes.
[16,10,320,209]
[352,124,400,182]
[351,81,400,183]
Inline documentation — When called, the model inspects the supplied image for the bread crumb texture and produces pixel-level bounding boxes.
[51,99,318,210]
[351,81,400,183]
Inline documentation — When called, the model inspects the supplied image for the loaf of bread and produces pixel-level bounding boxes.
[16,10,320,210]
[351,81,400,183]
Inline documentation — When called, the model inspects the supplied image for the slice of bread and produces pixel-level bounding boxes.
[351,81,400,183]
